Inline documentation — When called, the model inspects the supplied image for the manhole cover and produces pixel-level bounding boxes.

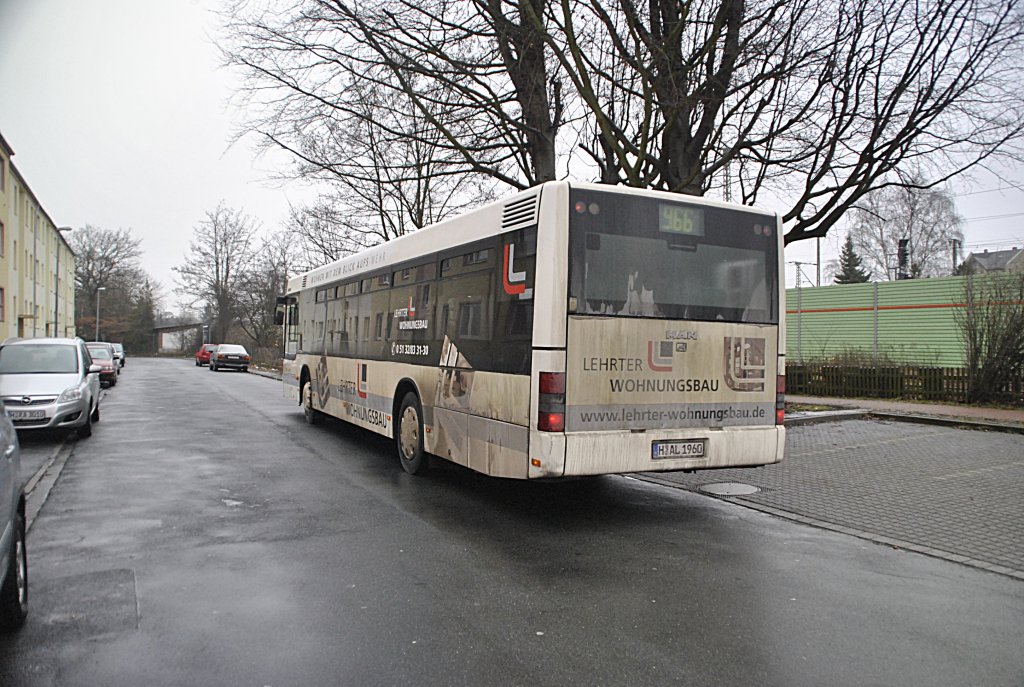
[699,482,760,496]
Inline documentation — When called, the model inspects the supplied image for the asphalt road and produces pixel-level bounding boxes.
[1,358,1022,686]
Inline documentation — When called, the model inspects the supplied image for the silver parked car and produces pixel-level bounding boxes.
[0,338,102,438]
[111,342,126,368]
[0,411,26,631]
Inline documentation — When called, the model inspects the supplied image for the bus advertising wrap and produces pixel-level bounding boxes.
[566,317,778,431]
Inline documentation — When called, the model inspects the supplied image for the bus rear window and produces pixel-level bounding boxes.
[569,190,778,324]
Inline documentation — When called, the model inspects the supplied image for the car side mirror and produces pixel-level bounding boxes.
[88,364,103,374]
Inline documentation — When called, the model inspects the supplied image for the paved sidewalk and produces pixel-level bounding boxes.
[788,394,1024,427]
[640,407,1024,580]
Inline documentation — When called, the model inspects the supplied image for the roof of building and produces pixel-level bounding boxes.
[964,248,1021,272]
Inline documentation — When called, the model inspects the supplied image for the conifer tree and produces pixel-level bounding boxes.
[834,235,872,284]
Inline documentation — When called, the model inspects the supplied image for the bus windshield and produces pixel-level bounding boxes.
[569,189,778,324]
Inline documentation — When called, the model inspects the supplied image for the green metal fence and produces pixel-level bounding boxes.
[786,276,967,366]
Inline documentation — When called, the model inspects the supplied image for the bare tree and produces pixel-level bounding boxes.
[70,225,144,296]
[955,273,1024,403]
[281,82,500,268]
[222,0,1024,247]
[68,225,151,341]
[223,0,562,187]
[848,185,965,280]
[173,203,259,343]
[235,232,298,359]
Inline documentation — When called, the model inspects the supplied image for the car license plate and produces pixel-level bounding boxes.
[652,438,706,460]
[8,409,45,421]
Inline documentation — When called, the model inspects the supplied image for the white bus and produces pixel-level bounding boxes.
[279,181,785,478]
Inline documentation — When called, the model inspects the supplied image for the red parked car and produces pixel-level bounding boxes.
[85,342,118,387]
[195,344,218,366]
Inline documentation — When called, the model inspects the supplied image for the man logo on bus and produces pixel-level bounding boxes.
[647,340,674,372]
[503,243,533,299]
[357,363,368,399]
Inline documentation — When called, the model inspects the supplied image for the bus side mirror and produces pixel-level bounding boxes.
[274,308,285,326]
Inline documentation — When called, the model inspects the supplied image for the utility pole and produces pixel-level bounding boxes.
[816,238,821,286]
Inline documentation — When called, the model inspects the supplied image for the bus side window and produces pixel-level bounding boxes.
[435,239,498,369]
[492,227,536,374]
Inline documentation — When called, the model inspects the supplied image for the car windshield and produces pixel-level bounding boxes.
[87,347,113,360]
[0,344,79,374]
[217,345,246,354]
[204,345,217,352]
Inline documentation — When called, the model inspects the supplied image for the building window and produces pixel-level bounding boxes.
[0,221,4,257]
[0,288,5,322]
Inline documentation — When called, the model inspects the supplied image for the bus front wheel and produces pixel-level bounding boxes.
[396,392,427,475]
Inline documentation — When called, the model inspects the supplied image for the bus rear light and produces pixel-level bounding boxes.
[538,412,564,432]
[538,372,566,432]
[776,375,785,425]
[539,372,565,394]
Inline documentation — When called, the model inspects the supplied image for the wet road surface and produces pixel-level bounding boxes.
[2,358,1022,686]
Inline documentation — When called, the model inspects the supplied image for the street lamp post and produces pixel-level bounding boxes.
[55,227,72,337]
[95,287,106,341]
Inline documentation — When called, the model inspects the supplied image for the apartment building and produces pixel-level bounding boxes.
[0,131,76,340]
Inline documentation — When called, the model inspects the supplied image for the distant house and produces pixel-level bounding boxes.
[962,247,1021,274]
[1007,250,1024,274]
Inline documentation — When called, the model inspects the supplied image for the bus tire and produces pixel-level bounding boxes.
[396,392,427,475]
[302,381,321,425]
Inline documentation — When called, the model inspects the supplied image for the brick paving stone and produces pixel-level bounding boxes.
[642,418,1024,577]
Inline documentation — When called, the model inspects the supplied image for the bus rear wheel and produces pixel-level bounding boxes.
[396,392,427,475]
[302,381,321,425]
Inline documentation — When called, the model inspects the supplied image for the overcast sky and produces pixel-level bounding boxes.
[0,0,307,311]
[1,0,1023,301]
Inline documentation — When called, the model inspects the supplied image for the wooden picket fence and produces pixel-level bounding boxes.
[785,364,1024,405]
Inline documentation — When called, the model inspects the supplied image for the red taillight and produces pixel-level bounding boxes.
[538,412,564,432]
[540,371,565,394]
[538,372,566,432]
[776,375,785,425]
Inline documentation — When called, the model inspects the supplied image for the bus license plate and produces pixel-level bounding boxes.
[8,409,45,421]
[652,439,706,460]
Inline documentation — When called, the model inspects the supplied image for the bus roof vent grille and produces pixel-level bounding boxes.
[502,194,539,230]
[301,275,308,288]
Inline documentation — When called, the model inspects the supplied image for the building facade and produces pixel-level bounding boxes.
[0,132,76,341]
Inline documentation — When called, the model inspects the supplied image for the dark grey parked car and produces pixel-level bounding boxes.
[209,344,251,372]
[0,411,27,631]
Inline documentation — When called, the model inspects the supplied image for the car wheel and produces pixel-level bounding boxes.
[396,392,428,475]
[0,510,28,632]
[78,404,93,438]
[195,359,200,367]
[92,400,100,423]
[210,363,216,371]
[110,377,117,387]
[241,367,248,373]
